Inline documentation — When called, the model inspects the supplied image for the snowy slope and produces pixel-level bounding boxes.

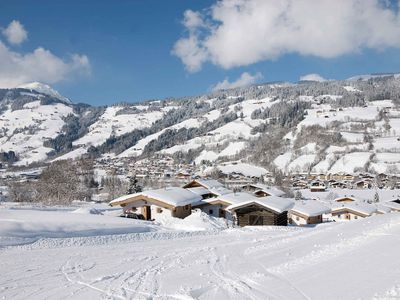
[0,100,74,165]
[73,106,164,147]
[4,78,400,175]
[0,207,399,299]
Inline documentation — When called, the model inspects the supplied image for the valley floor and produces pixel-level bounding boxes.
[0,206,400,299]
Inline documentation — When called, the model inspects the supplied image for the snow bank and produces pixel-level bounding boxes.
[71,207,103,215]
[155,209,231,231]
[0,208,161,247]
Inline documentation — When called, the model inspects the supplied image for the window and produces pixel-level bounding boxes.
[156,207,163,213]
[184,205,190,210]
[209,209,214,214]
[354,216,358,219]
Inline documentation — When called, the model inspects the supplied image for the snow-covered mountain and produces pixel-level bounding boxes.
[3,75,400,175]
[17,82,71,103]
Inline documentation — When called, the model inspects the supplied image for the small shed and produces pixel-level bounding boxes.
[227,196,294,226]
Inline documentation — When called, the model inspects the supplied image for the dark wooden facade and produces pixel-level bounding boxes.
[234,204,288,226]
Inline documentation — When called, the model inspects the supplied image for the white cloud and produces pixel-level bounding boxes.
[182,10,205,32]
[174,0,400,72]
[299,73,327,82]
[0,41,91,88]
[212,72,263,91]
[2,20,27,45]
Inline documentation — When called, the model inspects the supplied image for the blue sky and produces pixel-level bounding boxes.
[1,0,400,105]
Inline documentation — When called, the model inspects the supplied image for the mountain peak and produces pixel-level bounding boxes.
[17,82,71,103]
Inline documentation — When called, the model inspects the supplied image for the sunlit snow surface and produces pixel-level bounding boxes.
[0,203,399,299]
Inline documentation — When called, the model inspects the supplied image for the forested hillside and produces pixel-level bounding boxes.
[2,75,400,175]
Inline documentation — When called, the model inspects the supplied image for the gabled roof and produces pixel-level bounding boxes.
[382,201,400,211]
[184,179,224,190]
[110,187,202,207]
[376,204,392,214]
[209,186,232,196]
[217,192,258,205]
[244,183,285,197]
[331,202,377,216]
[291,200,330,217]
[185,186,212,196]
[227,196,295,214]
[334,196,358,202]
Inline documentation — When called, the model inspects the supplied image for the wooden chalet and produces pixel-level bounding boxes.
[227,196,294,227]
[331,202,377,221]
[289,200,330,226]
[109,187,202,221]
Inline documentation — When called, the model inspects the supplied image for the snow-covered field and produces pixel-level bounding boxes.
[1,203,400,299]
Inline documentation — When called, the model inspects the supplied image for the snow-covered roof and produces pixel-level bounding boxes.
[331,202,377,216]
[248,184,285,197]
[382,201,400,211]
[208,186,233,196]
[376,204,392,214]
[184,179,232,196]
[185,186,211,196]
[110,187,202,207]
[217,192,258,205]
[334,196,359,202]
[291,200,331,217]
[194,179,224,190]
[227,196,295,214]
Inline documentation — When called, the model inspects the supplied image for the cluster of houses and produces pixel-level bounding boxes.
[291,172,400,191]
[110,179,400,227]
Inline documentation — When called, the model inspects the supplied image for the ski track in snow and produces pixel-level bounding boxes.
[1,214,400,299]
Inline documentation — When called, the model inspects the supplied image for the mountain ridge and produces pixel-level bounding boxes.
[2,75,400,176]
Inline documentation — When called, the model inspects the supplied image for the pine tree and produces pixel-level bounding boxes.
[294,190,302,201]
[374,191,380,203]
[127,173,142,194]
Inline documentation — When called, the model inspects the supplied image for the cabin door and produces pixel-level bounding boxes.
[219,209,226,218]
[249,215,263,225]
[142,206,151,220]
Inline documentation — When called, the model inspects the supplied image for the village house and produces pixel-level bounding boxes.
[292,180,308,189]
[289,200,330,226]
[309,180,326,192]
[354,179,372,189]
[109,187,202,221]
[226,196,294,226]
[330,202,377,221]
